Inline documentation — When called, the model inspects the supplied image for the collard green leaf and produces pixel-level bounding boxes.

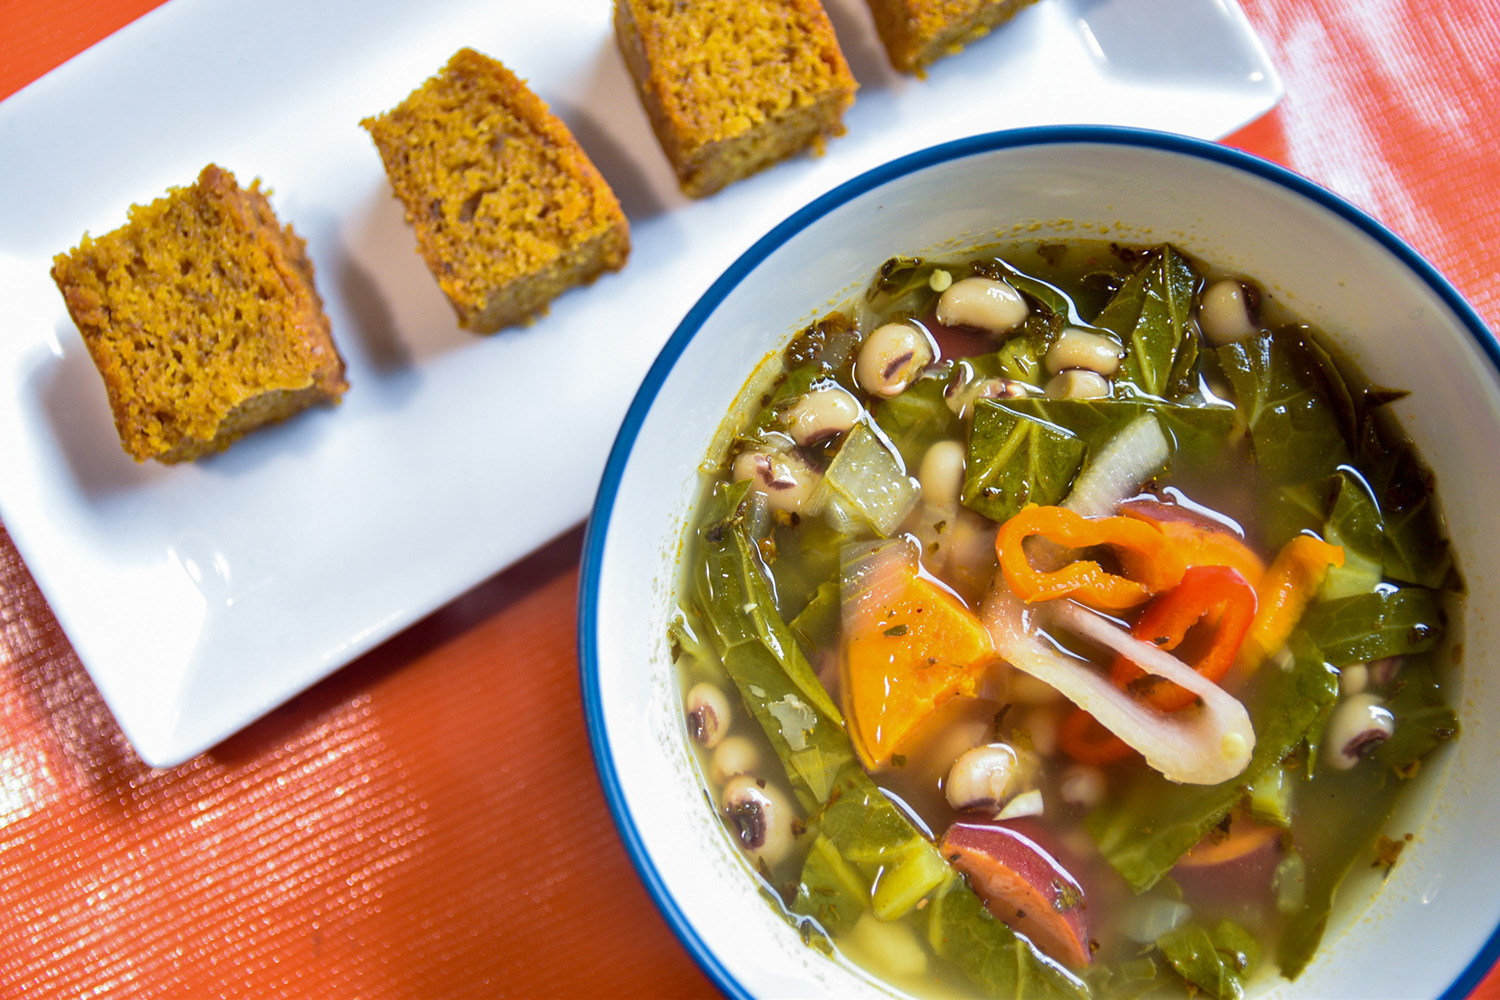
[1156,920,1259,1000]
[872,371,958,470]
[792,834,868,936]
[788,579,841,662]
[1001,396,1238,473]
[1217,328,1353,486]
[962,401,1086,522]
[1299,587,1446,667]
[1089,635,1339,890]
[867,256,945,312]
[1319,469,1385,599]
[1094,245,1198,399]
[1354,418,1453,589]
[925,876,1090,1000]
[694,482,850,806]
[1375,655,1461,770]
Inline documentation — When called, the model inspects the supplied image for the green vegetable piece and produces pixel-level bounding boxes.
[820,423,920,537]
[792,834,869,936]
[1355,417,1453,589]
[1375,655,1461,770]
[1093,245,1198,399]
[1319,469,1386,600]
[867,255,946,312]
[926,876,1090,1000]
[1248,765,1291,828]
[1001,396,1237,473]
[1089,635,1339,891]
[1217,328,1351,486]
[1299,587,1446,667]
[788,579,841,661]
[963,401,1086,523]
[694,483,849,806]
[1157,919,1259,1000]
[871,842,952,921]
[872,371,959,471]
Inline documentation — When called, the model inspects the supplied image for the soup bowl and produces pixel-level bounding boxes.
[579,126,1500,1000]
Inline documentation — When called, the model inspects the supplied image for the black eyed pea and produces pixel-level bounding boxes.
[935,276,1029,335]
[855,322,935,398]
[1059,764,1106,810]
[784,385,861,446]
[1044,369,1111,400]
[943,374,1029,418]
[1199,278,1259,345]
[685,682,731,748]
[1324,692,1396,770]
[721,774,796,866]
[944,742,1020,811]
[1044,327,1124,376]
[918,439,966,508]
[731,448,821,514]
[708,735,761,785]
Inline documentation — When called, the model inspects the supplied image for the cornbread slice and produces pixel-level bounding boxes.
[362,49,630,333]
[864,0,1043,74]
[51,165,348,465]
[613,0,858,198]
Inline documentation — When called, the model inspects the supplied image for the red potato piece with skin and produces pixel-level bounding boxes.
[940,818,1093,968]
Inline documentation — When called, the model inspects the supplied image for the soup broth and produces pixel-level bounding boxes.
[670,242,1460,999]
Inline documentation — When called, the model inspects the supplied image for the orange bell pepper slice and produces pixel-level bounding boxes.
[843,552,997,769]
[1121,501,1266,587]
[1237,534,1345,674]
[995,505,1187,610]
[1110,565,1258,712]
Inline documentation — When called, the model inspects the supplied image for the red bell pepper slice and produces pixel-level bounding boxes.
[1110,564,1258,712]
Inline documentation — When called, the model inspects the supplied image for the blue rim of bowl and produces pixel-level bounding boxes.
[578,123,1500,1000]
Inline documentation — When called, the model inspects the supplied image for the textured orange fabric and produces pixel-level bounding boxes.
[2,2,1498,998]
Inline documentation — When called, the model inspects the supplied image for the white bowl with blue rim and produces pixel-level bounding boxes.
[579,125,1500,1000]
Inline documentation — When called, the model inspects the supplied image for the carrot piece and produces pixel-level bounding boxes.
[1058,707,1133,764]
[1177,811,1280,868]
[1237,535,1345,674]
[842,558,997,769]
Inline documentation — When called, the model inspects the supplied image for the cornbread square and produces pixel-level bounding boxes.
[362,49,631,334]
[51,164,348,465]
[613,0,858,198]
[864,0,1043,74]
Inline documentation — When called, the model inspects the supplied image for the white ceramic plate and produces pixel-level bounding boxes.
[0,0,1279,767]
[581,129,1500,999]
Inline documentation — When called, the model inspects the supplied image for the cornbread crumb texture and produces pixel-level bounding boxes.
[50,164,347,465]
[865,0,1043,73]
[613,0,857,198]
[362,48,630,334]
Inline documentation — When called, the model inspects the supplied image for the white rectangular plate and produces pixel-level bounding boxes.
[0,0,1280,766]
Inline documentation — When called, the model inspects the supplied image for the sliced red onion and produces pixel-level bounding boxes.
[980,587,1255,785]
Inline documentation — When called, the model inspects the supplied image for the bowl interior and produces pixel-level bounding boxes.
[584,129,1500,1000]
